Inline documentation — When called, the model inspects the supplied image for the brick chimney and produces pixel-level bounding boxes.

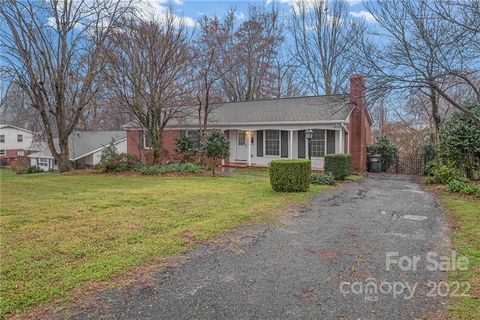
[349,74,368,172]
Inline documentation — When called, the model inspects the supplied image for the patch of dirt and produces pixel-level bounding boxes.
[299,288,315,302]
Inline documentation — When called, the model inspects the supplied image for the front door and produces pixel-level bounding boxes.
[235,131,248,161]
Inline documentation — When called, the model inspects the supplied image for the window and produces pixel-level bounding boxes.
[17,151,25,156]
[238,132,246,145]
[38,158,49,166]
[0,135,4,143]
[265,130,280,156]
[142,132,152,148]
[17,134,23,143]
[310,130,325,158]
[188,130,201,149]
[182,130,202,149]
[0,150,5,156]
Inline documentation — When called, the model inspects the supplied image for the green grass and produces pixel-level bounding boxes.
[345,174,363,181]
[441,194,480,320]
[233,167,269,177]
[0,170,328,317]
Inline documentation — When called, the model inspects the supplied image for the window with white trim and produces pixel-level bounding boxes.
[265,130,280,156]
[0,135,4,143]
[310,130,326,157]
[38,158,49,166]
[17,151,25,156]
[0,149,5,156]
[142,132,152,148]
[17,134,23,143]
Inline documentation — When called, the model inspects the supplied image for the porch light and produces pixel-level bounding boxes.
[305,129,313,161]
[305,129,313,140]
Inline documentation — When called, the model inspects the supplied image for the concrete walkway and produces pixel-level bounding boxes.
[62,175,450,319]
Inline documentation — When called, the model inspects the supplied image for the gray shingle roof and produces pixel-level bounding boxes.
[29,131,126,160]
[177,94,353,127]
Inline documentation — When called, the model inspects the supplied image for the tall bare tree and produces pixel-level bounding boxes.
[358,0,480,127]
[192,14,236,140]
[290,0,365,95]
[105,14,192,164]
[0,0,133,171]
[220,6,284,102]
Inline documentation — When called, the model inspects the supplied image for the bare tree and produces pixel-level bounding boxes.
[290,0,365,95]
[0,82,42,130]
[269,56,304,98]
[192,14,236,141]
[429,0,480,103]
[0,0,133,171]
[220,6,284,102]
[358,0,480,125]
[105,14,192,164]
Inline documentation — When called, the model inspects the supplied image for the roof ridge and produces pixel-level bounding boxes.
[212,93,349,106]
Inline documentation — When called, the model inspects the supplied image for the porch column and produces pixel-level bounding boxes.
[289,130,293,159]
[339,129,344,154]
[247,131,252,166]
[221,129,226,166]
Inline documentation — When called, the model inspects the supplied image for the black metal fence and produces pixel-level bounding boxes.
[387,155,425,175]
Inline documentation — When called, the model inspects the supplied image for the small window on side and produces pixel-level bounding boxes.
[0,135,4,143]
[17,134,23,143]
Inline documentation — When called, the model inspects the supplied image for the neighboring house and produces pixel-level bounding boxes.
[28,131,127,171]
[124,74,372,171]
[0,124,39,166]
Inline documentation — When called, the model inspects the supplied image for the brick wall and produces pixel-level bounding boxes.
[348,74,371,172]
[126,129,181,164]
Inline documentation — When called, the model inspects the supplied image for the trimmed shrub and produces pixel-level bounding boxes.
[324,154,352,180]
[425,164,462,184]
[104,153,141,173]
[447,179,480,197]
[310,171,335,185]
[269,160,311,192]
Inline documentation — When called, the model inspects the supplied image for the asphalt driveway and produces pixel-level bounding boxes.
[60,175,450,319]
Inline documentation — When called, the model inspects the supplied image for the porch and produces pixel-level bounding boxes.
[223,127,349,170]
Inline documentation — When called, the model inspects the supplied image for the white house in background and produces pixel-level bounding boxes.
[28,131,127,171]
[0,124,39,165]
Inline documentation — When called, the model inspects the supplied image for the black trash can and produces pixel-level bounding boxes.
[368,155,382,173]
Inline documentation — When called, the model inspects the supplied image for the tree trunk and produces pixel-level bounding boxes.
[152,130,164,165]
[211,157,216,176]
[430,88,442,166]
[58,140,71,172]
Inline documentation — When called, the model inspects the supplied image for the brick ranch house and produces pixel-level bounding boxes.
[124,74,372,171]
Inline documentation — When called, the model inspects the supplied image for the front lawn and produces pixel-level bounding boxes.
[0,169,327,317]
[442,194,480,319]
